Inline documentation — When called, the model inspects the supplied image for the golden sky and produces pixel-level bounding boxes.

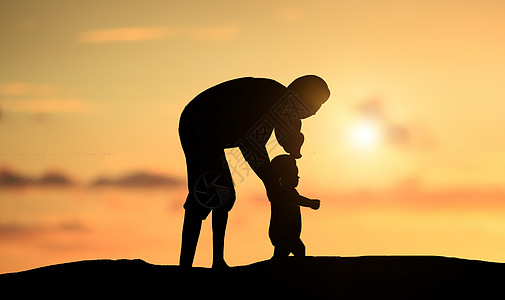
[2,0,505,272]
[2,0,505,188]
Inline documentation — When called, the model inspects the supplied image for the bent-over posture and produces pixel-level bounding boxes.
[179,75,330,268]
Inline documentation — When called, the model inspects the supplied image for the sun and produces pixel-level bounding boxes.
[349,119,381,150]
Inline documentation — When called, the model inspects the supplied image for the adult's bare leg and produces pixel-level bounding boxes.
[179,210,202,268]
[212,208,229,268]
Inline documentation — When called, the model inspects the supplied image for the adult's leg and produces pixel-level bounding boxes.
[179,113,235,268]
[212,208,228,268]
[179,148,235,268]
[211,151,235,268]
[179,210,202,268]
[179,156,207,268]
[179,138,211,268]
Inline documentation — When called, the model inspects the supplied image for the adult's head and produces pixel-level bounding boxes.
[287,75,330,119]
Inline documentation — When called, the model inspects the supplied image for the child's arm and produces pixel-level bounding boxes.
[297,195,320,210]
[284,190,320,210]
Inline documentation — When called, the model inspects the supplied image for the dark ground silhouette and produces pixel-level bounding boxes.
[1,256,503,298]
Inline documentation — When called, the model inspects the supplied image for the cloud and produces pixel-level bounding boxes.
[190,25,240,41]
[0,224,43,241]
[354,97,434,148]
[77,27,176,43]
[278,8,305,22]
[0,168,75,188]
[56,220,89,232]
[77,25,240,44]
[90,171,184,188]
[387,123,411,146]
[37,172,75,186]
[0,82,53,97]
[316,177,505,211]
[0,169,32,187]
[385,121,434,148]
[0,220,89,242]
[0,168,184,189]
[355,97,384,119]
[1,98,95,114]
[0,81,100,115]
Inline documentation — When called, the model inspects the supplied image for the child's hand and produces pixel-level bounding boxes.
[309,199,320,210]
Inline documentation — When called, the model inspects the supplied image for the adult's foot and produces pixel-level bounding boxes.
[212,260,230,269]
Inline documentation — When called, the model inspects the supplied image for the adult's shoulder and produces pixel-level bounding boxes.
[220,77,285,88]
[249,77,286,89]
[244,78,287,101]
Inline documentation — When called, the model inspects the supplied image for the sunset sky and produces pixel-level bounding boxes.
[2,0,505,273]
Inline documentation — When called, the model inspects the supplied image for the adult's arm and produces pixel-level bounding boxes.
[239,141,275,188]
[275,118,304,159]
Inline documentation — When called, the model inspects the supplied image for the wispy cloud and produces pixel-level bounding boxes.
[190,25,240,41]
[354,97,434,148]
[1,98,95,114]
[77,27,175,43]
[0,220,89,242]
[278,8,305,22]
[0,167,184,189]
[0,82,53,97]
[77,25,240,44]
[0,82,100,114]
[0,168,75,188]
[91,171,184,188]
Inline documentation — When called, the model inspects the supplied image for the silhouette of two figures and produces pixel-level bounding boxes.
[178,75,330,268]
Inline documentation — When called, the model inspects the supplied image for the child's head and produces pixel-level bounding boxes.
[270,154,299,188]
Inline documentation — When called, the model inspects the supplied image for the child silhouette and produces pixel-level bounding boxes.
[268,154,320,259]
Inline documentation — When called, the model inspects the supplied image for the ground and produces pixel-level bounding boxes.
[1,256,503,298]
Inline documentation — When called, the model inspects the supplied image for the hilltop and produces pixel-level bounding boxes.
[1,256,503,298]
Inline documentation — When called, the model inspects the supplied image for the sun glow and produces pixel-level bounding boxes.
[349,119,381,150]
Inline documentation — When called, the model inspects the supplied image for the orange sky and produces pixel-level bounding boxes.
[2,0,505,273]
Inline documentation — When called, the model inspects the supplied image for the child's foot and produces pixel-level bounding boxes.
[270,254,290,265]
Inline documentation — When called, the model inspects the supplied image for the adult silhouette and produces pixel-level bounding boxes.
[179,75,330,268]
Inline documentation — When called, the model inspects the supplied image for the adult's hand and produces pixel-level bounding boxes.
[278,131,304,159]
[290,152,302,159]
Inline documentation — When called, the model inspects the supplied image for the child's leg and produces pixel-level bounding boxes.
[291,238,306,257]
[272,244,290,259]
